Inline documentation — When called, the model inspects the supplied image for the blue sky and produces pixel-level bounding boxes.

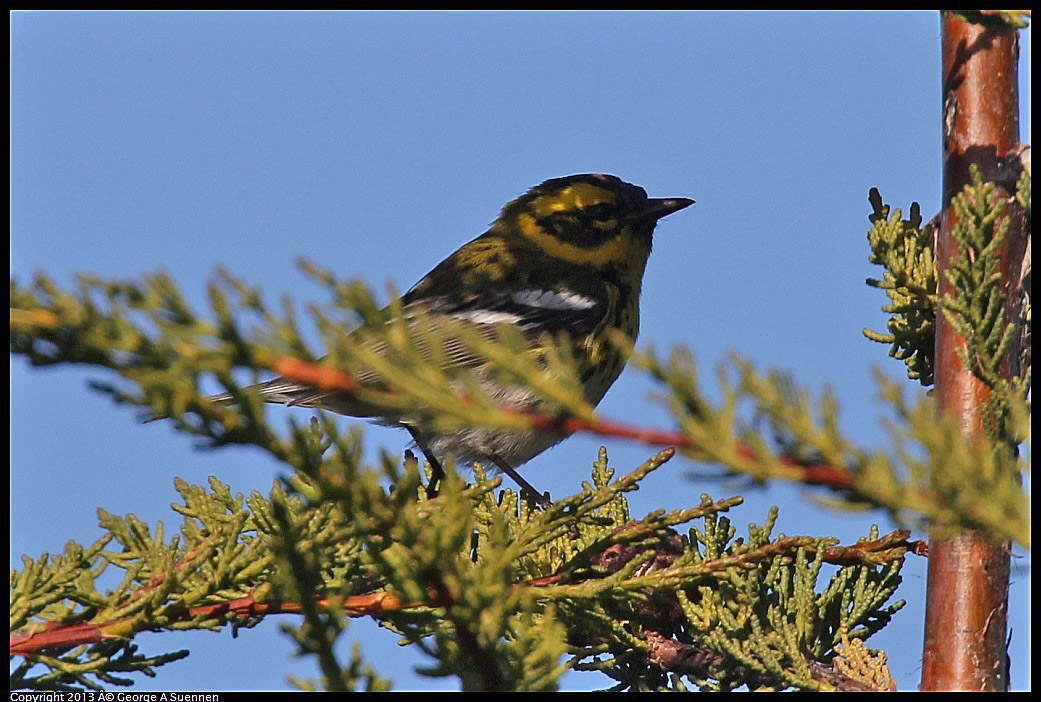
[10,11,1030,692]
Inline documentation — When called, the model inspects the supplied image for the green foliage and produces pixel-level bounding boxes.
[8,258,1028,690]
[940,164,1031,449]
[10,435,908,691]
[952,10,1031,30]
[862,190,938,386]
[10,538,191,690]
[1016,163,1031,211]
[864,165,1032,444]
[637,349,1029,548]
[860,167,1030,540]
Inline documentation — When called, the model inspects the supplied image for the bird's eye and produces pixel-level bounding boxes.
[583,203,616,221]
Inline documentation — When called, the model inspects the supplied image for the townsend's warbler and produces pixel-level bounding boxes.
[215,174,693,503]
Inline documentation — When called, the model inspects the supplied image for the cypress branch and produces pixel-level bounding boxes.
[9,256,1027,689]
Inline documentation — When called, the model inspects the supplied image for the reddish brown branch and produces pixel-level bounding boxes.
[922,12,1022,692]
[9,591,420,656]
[272,357,857,493]
[11,530,921,657]
[820,529,928,566]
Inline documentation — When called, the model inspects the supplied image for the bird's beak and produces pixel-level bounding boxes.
[634,197,695,221]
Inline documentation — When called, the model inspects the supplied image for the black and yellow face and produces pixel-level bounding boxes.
[499,174,693,268]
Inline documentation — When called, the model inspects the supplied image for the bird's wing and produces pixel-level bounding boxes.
[208,285,607,414]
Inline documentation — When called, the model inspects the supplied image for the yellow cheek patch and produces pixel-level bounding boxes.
[518,213,639,267]
[531,183,617,218]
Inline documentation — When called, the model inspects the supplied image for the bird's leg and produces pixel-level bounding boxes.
[405,426,446,499]
[487,454,552,510]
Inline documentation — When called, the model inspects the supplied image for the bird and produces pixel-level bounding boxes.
[211,174,693,505]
